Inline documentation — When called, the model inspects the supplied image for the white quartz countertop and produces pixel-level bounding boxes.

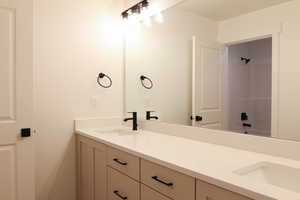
[76,127,300,200]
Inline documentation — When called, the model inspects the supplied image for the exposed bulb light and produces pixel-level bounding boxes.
[122,17,129,29]
[141,3,151,27]
[142,6,148,12]
[129,12,138,23]
[121,0,163,30]
[122,0,148,20]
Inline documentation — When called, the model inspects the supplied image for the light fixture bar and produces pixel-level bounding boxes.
[121,0,149,19]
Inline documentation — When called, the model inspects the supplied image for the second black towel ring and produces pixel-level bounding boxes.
[97,73,112,88]
[140,75,153,89]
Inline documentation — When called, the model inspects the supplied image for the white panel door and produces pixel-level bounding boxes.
[0,0,34,199]
[192,36,224,129]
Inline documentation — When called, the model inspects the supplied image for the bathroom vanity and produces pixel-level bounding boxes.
[75,119,300,200]
[76,134,252,200]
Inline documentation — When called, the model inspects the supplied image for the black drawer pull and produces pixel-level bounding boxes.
[113,190,128,200]
[113,158,128,166]
[152,176,173,187]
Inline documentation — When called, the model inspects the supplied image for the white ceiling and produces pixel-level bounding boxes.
[178,0,293,21]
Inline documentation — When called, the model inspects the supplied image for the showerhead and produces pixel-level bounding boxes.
[241,57,251,64]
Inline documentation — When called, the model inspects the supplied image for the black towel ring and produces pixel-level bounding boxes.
[140,75,153,89]
[97,73,112,88]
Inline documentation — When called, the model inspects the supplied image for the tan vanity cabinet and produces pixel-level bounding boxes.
[141,184,172,200]
[196,179,253,200]
[107,147,140,181]
[77,135,107,200]
[77,135,258,200]
[141,159,195,200]
[107,167,140,200]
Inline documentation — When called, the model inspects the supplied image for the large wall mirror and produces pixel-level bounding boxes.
[125,0,300,142]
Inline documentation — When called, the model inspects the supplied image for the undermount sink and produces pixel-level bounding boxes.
[234,162,300,193]
[93,127,139,136]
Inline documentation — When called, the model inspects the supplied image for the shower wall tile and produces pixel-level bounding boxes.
[228,38,272,136]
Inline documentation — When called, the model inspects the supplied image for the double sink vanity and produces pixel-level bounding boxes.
[75,118,300,200]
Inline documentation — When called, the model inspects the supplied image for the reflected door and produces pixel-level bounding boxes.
[192,36,224,129]
[0,0,35,199]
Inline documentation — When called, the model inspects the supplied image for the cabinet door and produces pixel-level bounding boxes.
[196,180,252,200]
[95,148,107,200]
[78,140,94,200]
[107,167,140,200]
[77,136,107,200]
[107,147,140,180]
[141,159,195,200]
[141,184,171,200]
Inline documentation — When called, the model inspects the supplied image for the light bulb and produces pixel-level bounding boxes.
[155,12,163,23]
[142,6,148,12]
[130,12,138,23]
[127,9,132,15]
[122,18,129,31]
[141,5,151,27]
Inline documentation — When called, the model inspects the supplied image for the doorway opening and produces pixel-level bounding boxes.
[226,38,272,137]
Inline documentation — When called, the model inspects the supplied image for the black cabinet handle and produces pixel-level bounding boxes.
[113,158,128,166]
[113,190,128,200]
[152,176,173,187]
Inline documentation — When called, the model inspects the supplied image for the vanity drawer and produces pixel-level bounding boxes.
[107,147,140,180]
[141,184,172,200]
[141,159,195,200]
[196,179,253,200]
[108,167,140,200]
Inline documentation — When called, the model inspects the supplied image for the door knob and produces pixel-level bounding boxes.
[191,116,203,121]
[195,116,203,122]
[21,128,31,137]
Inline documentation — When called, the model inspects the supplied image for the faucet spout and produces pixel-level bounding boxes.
[123,118,133,122]
[124,112,138,131]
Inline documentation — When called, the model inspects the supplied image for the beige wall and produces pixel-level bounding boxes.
[34,0,124,199]
[218,0,300,141]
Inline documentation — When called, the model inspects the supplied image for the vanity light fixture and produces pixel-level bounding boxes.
[121,0,163,26]
[122,0,149,20]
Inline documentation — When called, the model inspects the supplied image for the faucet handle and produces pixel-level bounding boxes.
[146,111,154,117]
[127,112,137,117]
[146,111,159,120]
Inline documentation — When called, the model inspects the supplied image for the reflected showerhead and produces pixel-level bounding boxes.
[241,57,251,64]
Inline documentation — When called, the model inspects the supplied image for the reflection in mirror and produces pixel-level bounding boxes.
[125,0,300,141]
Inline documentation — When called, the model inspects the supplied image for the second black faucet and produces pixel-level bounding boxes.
[146,111,159,120]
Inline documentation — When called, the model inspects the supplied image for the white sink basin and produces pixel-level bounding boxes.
[234,162,300,193]
[93,127,139,136]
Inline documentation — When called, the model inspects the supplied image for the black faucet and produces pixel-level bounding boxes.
[124,112,138,131]
[243,123,252,127]
[146,111,159,120]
